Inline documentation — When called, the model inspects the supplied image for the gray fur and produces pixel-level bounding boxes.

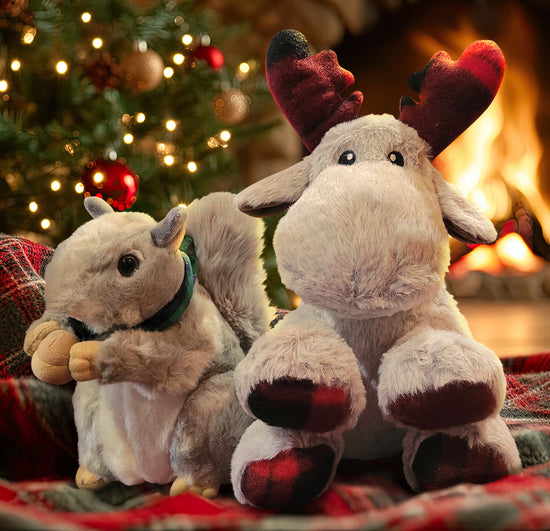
[84,196,114,218]
[231,113,520,505]
[28,193,270,494]
[150,206,187,252]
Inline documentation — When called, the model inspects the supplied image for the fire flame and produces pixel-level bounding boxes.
[450,232,546,277]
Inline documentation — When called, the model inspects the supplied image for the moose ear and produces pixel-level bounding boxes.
[151,206,188,252]
[235,158,310,217]
[434,173,497,244]
[84,196,114,218]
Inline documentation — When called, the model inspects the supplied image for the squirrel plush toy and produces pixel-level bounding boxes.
[24,192,271,498]
[229,30,522,509]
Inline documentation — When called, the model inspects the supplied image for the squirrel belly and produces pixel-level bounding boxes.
[74,380,186,486]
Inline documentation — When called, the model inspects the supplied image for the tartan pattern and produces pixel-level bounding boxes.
[0,378,77,482]
[0,235,54,379]
[388,380,497,430]
[248,378,350,432]
[240,445,335,509]
[411,433,509,491]
[3,236,550,528]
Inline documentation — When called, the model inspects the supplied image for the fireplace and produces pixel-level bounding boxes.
[336,0,550,300]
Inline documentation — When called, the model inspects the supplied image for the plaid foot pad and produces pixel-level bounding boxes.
[411,433,510,491]
[240,444,336,509]
[248,378,350,432]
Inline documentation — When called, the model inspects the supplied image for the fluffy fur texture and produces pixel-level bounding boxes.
[25,192,271,497]
[229,31,521,509]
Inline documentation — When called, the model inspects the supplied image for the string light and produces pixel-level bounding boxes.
[50,180,61,191]
[41,219,51,230]
[81,12,92,23]
[93,172,104,183]
[75,182,85,193]
[0,80,7,92]
[207,137,221,149]
[173,53,184,65]
[177,202,187,208]
[92,37,103,49]
[181,34,193,46]
[239,62,250,74]
[164,155,175,166]
[123,133,134,144]
[10,60,21,71]
[22,26,36,45]
[56,61,68,75]
[29,201,38,212]
[163,67,174,78]
[219,130,231,142]
[165,120,176,131]
[187,161,197,173]
[136,113,146,123]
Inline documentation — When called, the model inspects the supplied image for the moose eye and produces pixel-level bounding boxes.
[338,150,356,165]
[118,254,140,277]
[388,151,404,167]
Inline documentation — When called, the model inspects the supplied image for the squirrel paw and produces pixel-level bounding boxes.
[30,328,78,385]
[69,341,101,381]
[24,320,63,356]
[75,466,108,491]
[170,477,219,499]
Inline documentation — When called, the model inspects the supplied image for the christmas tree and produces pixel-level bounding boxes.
[0,0,273,243]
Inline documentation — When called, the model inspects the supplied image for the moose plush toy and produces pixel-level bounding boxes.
[230,30,522,509]
[24,192,271,498]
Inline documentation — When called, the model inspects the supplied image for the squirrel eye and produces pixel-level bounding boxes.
[118,254,140,277]
[388,151,404,166]
[338,150,356,166]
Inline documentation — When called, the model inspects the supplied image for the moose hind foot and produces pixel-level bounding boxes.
[240,445,335,509]
[410,433,510,491]
[388,381,497,430]
[248,378,350,432]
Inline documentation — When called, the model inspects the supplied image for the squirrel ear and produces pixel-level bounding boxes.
[84,196,114,218]
[151,206,188,252]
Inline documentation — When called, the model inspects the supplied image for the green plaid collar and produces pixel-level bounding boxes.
[68,236,197,340]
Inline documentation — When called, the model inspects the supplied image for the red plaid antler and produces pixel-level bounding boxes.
[266,29,363,152]
[399,40,505,159]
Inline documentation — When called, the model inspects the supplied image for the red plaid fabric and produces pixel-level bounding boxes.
[0,235,53,378]
[248,378,350,432]
[241,444,335,509]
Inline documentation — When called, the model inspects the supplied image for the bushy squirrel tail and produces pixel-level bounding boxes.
[185,192,273,352]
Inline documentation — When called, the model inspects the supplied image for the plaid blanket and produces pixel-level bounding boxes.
[2,234,550,530]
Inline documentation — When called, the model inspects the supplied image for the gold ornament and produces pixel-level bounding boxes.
[119,49,164,92]
[212,88,250,125]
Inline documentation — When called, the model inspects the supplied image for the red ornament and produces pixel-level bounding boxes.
[81,159,139,211]
[193,45,224,70]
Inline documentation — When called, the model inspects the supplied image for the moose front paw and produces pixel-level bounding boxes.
[235,322,366,433]
[379,328,507,430]
[69,341,101,381]
[248,378,351,433]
